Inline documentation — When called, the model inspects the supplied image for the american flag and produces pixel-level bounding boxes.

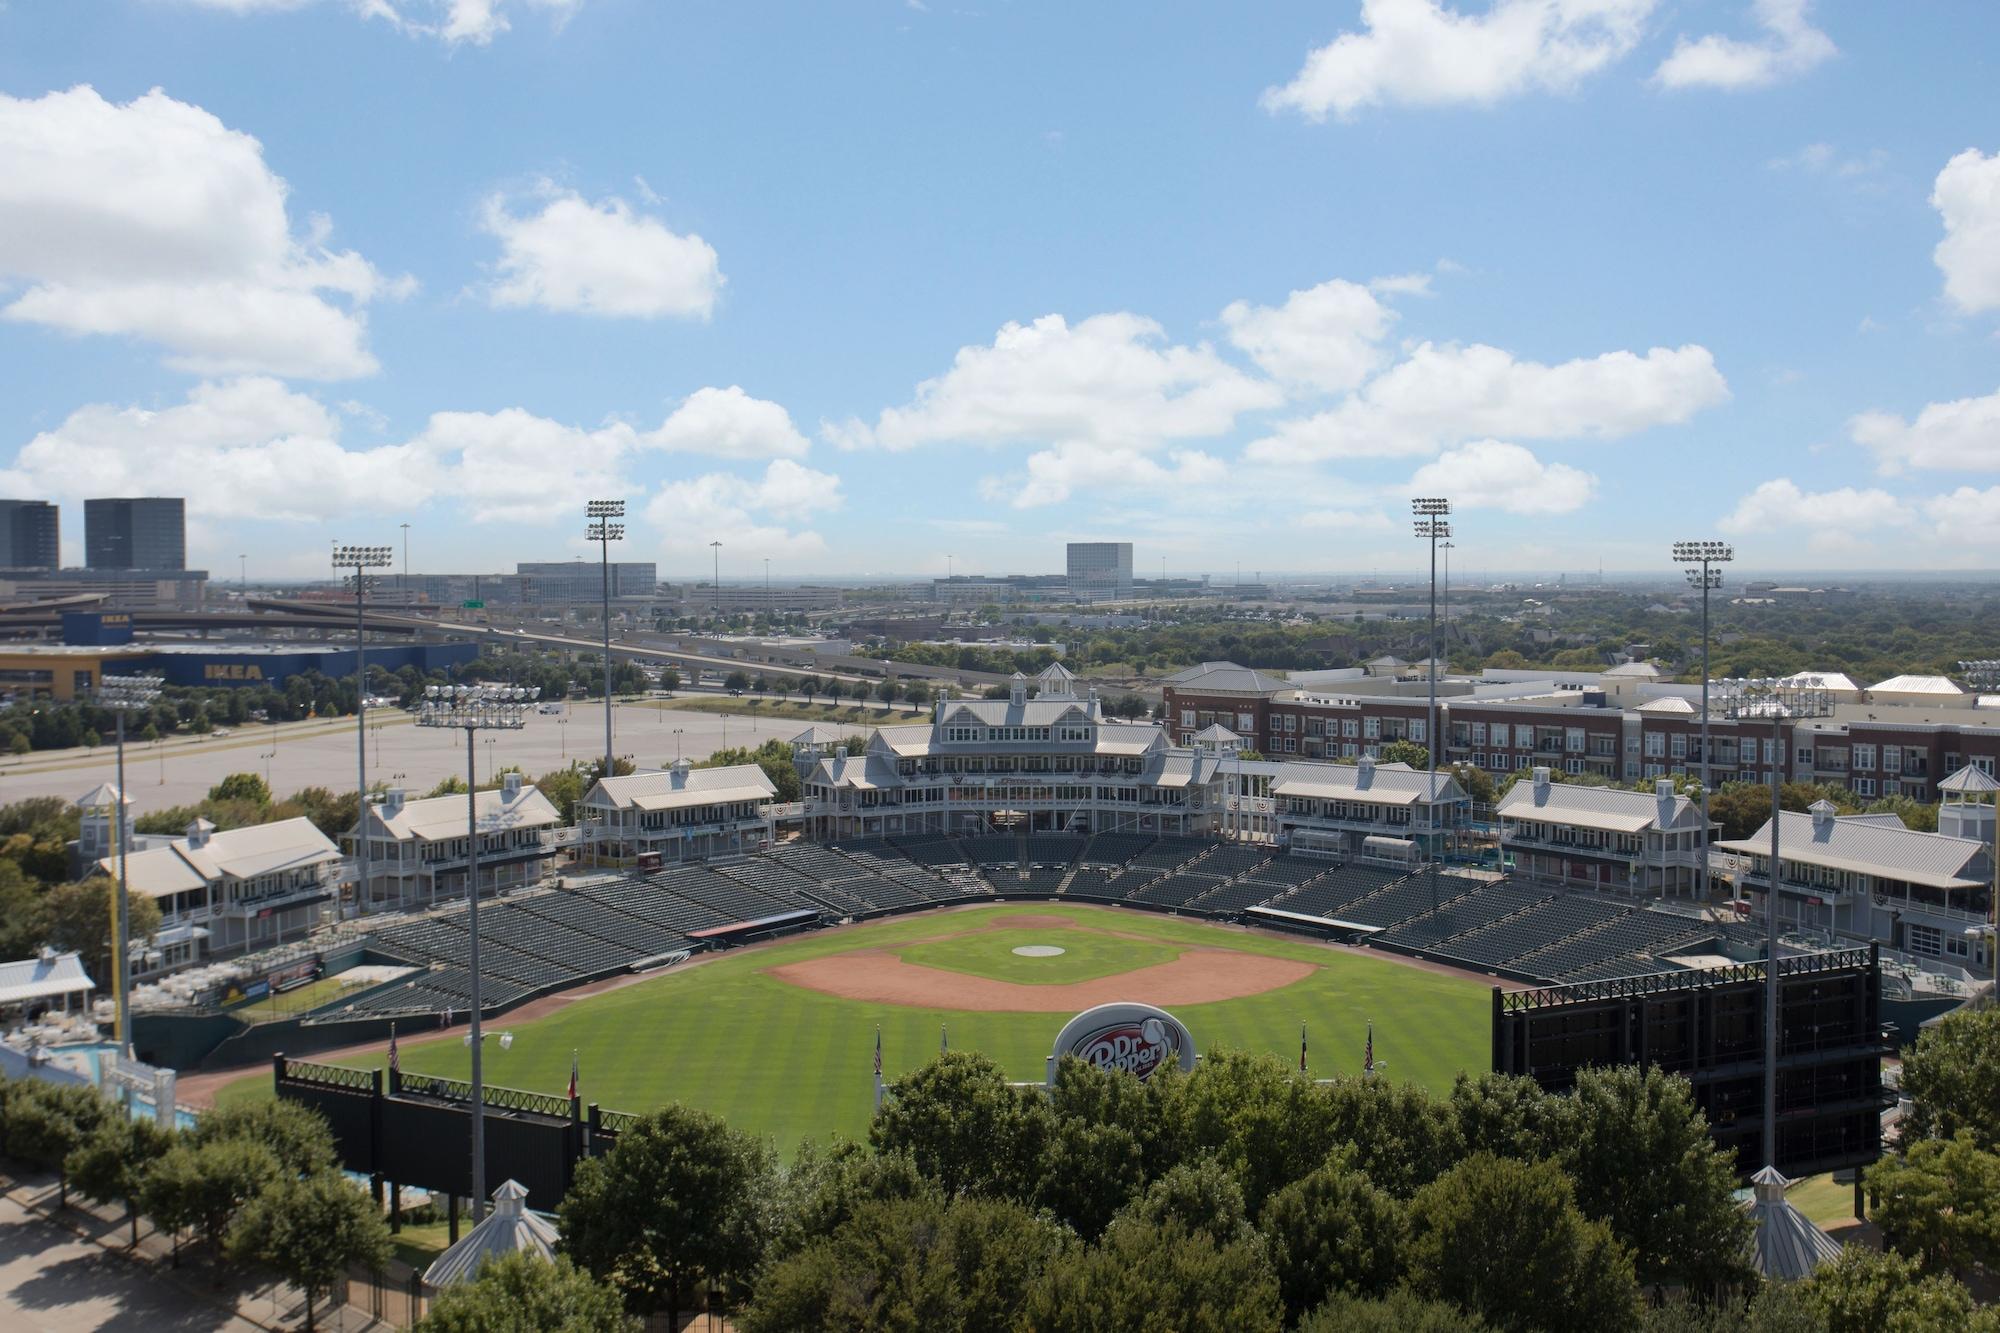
[1363,1023,1375,1077]
[874,1026,882,1077]
[387,1022,399,1077]
[1299,1022,1307,1074]
[567,1049,579,1101]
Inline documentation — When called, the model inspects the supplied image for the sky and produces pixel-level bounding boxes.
[0,0,1997,583]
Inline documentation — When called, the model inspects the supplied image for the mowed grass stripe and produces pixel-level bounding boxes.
[216,905,1491,1148]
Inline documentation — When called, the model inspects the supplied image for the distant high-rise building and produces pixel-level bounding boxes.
[85,498,186,571]
[1066,542,1133,602]
[0,500,60,570]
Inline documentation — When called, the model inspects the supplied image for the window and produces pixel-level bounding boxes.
[1565,728,1584,753]
[1342,719,1359,738]
[1516,725,1535,748]
[1341,743,1357,758]
[1644,763,1663,779]
[1284,715,1297,732]
[1765,738,1779,765]
[1854,778,1876,797]
[1645,733,1665,758]
[1852,744,1876,770]
[1907,923,1942,958]
[1364,718,1381,740]
[1882,779,1901,797]
[1883,747,1903,774]
[1472,722,1487,744]
[1237,712,1256,733]
[1410,719,1426,743]
[1564,758,1584,775]
[1670,734,1687,759]
[1179,709,1194,728]
[1978,757,1996,776]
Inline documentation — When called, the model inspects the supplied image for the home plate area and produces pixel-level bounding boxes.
[764,913,1314,1013]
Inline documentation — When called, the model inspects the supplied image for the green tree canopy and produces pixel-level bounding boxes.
[207,772,273,806]
[1298,1290,1490,1333]
[228,1170,391,1332]
[1020,1219,1283,1333]
[416,1253,627,1333]
[868,1050,1054,1202]
[1796,1246,2000,1333]
[1899,1004,2000,1151]
[1258,1154,1406,1321]
[1867,1130,2000,1277]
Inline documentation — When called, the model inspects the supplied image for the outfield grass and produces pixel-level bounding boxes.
[900,927,1180,985]
[214,905,1491,1148]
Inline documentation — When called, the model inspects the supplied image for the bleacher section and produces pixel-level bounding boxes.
[336,829,1757,1022]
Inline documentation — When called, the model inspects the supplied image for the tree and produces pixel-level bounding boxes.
[191,1098,338,1176]
[768,1140,934,1264]
[1450,762,1497,804]
[1405,1154,1640,1333]
[1149,1050,1344,1214]
[659,668,682,692]
[875,680,900,711]
[1556,1065,1751,1289]
[229,1170,391,1332]
[798,676,819,705]
[1796,1246,2000,1333]
[724,670,751,692]
[823,679,845,708]
[1316,1074,1463,1200]
[1035,1114,1145,1241]
[870,1051,1053,1202]
[1021,1219,1283,1333]
[2,1080,110,1207]
[1381,739,1429,769]
[904,682,931,714]
[1867,1131,2000,1277]
[0,860,50,960]
[1448,1071,1563,1163]
[1299,1291,1489,1333]
[1258,1155,1406,1320]
[1899,1004,2000,1150]
[43,878,163,990]
[140,1136,279,1258]
[207,772,272,806]
[1115,1158,1254,1247]
[741,1194,1064,1333]
[68,1114,175,1244]
[417,1252,628,1333]
[1637,1288,1819,1333]
[558,1102,775,1323]
[752,673,769,697]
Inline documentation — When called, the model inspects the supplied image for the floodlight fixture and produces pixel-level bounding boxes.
[1672,540,1734,904]
[1412,497,1452,516]
[1671,541,1734,563]
[587,499,628,810]
[95,673,165,1062]
[331,545,393,569]
[1410,497,1454,914]
[586,499,626,519]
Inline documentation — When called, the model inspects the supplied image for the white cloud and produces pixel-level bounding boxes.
[1720,478,1912,535]
[832,312,1281,452]
[645,386,809,458]
[1261,0,1656,121]
[1654,0,1835,91]
[1851,387,2000,473]
[1924,486,2000,545]
[180,0,584,46]
[1367,272,1435,297]
[1298,509,1398,534]
[1248,341,1729,462]
[0,85,404,379]
[1221,278,1394,394]
[642,461,842,558]
[1409,440,1596,514]
[986,446,1227,509]
[1,379,816,528]
[1932,148,2000,315]
[481,185,722,319]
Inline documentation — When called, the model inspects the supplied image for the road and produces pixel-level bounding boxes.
[0,699,891,818]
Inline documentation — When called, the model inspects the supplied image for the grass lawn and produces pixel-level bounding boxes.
[1786,1171,1861,1229]
[213,905,1491,1149]
[899,927,1180,985]
[651,697,920,728]
[229,974,373,1022]
[387,1219,455,1270]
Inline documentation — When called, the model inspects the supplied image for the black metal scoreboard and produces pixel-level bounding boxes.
[1492,946,1894,1178]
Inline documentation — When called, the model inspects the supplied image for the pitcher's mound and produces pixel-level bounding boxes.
[1012,945,1066,957]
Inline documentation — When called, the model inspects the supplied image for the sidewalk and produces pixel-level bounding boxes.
[0,1172,391,1332]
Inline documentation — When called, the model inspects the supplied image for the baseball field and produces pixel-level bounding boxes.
[212,903,1494,1148]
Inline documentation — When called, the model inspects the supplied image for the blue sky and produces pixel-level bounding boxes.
[0,0,1997,582]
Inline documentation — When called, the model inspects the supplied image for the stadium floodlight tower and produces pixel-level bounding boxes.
[1718,676,1834,1174]
[585,501,624,791]
[1672,540,1733,904]
[334,544,393,919]
[414,683,539,1222]
[1958,660,2000,977]
[1412,498,1452,910]
[96,673,162,1060]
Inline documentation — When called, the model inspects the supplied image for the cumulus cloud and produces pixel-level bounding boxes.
[1261,0,1656,121]
[480,185,722,319]
[1924,486,2000,545]
[0,86,406,379]
[1654,0,1835,91]
[1247,341,1729,462]
[180,0,584,46]
[1720,478,1912,535]
[1408,440,1596,514]
[830,312,1281,453]
[1850,387,2000,473]
[1932,149,2000,315]
[1221,278,1395,394]
[642,460,842,558]
[984,446,1227,509]
[0,379,816,527]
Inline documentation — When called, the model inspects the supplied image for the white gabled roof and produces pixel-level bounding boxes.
[1270,760,1460,806]
[588,763,776,812]
[1778,671,1859,694]
[97,816,341,899]
[0,951,94,1005]
[76,781,125,808]
[1604,661,1662,678]
[1717,812,1988,890]
[1499,780,1697,834]
[1636,695,1697,715]
[367,786,560,842]
[1869,674,1964,696]
[1164,661,1292,695]
[1940,764,2000,795]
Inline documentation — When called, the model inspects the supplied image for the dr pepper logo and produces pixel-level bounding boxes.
[1071,1018,1175,1081]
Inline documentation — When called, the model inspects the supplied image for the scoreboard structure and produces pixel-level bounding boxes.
[1492,945,1894,1177]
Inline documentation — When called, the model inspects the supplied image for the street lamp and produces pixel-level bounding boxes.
[96,673,161,1061]
[1413,498,1452,911]
[1718,677,1834,1175]
[586,501,624,791]
[1673,541,1733,904]
[334,544,392,919]
[413,683,538,1223]
[710,540,723,616]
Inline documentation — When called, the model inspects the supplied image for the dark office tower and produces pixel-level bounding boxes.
[0,501,60,569]
[85,498,186,571]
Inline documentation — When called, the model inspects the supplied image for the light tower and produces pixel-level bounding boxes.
[1412,498,1452,910]
[1718,676,1834,1173]
[1954,660,2000,979]
[96,673,162,1060]
[333,543,392,917]
[585,501,624,788]
[1672,540,1732,903]
[413,683,538,1222]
